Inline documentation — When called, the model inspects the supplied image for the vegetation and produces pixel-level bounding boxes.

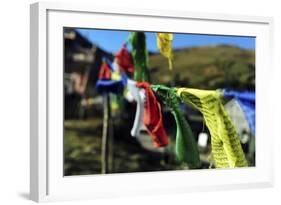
[149,45,255,90]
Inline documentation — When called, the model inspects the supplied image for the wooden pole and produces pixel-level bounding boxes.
[101,94,109,174]
[108,110,114,173]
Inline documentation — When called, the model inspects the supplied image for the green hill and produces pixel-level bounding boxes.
[148,45,255,91]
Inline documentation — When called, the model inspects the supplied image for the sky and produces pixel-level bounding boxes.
[77,28,255,54]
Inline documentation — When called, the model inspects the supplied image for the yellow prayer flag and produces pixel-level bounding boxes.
[157,33,173,70]
[111,71,121,81]
[177,88,248,168]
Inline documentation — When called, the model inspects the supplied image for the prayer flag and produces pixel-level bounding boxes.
[177,88,248,168]
[157,33,173,70]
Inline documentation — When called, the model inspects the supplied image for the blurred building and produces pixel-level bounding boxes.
[64,28,113,119]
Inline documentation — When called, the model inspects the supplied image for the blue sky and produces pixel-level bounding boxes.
[77,28,255,54]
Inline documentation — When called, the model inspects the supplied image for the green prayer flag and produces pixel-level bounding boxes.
[128,32,150,82]
[151,85,201,168]
[177,88,248,168]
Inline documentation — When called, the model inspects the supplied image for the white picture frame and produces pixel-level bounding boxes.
[30,2,274,202]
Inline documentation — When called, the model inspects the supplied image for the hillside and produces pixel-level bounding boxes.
[148,45,255,91]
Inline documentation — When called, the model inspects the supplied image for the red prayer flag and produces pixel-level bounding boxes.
[136,82,169,147]
[115,46,134,73]
[98,63,111,80]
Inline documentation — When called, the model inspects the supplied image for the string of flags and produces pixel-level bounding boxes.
[95,31,255,169]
